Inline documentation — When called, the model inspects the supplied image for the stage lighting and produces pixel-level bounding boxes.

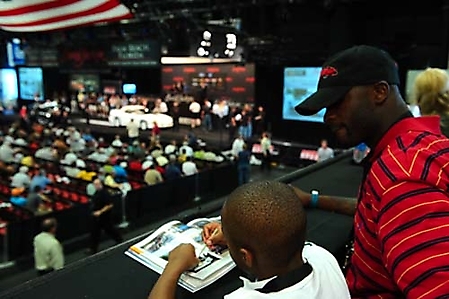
[197,47,206,57]
[224,33,237,57]
[203,30,212,41]
[197,30,212,57]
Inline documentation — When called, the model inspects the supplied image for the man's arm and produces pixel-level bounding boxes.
[289,185,357,216]
[93,203,113,217]
[148,244,199,299]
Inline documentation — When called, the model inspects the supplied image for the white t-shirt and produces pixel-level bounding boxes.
[127,121,139,138]
[224,242,350,299]
[182,161,198,176]
[317,147,334,162]
[232,138,245,157]
[189,102,201,114]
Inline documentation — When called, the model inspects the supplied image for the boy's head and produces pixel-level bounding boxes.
[221,180,307,279]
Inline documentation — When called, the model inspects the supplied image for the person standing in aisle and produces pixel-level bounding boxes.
[126,118,139,144]
[87,178,123,254]
[33,218,64,276]
[260,132,272,171]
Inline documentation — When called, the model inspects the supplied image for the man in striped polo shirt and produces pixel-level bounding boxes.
[294,45,449,298]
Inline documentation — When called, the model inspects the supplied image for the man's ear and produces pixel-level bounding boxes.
[372,81,390,105]
[239,248,254,268]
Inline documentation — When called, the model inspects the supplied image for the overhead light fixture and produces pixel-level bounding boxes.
[203,30,212,41]
[197,30,212,57]
[224,33,237,57]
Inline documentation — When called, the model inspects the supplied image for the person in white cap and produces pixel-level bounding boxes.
[10,166,31,188]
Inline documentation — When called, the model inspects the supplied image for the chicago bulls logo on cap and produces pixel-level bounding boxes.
[320,66,338,79]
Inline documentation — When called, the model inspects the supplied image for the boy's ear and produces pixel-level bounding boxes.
[239,248,253,268]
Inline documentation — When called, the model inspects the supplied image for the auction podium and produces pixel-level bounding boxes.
[0,154,361,299]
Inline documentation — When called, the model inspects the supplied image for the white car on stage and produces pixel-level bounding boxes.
[109,105,173,130]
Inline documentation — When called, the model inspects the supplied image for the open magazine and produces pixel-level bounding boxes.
[125,216,236,293]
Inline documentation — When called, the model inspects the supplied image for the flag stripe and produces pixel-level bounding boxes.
[0,0,70,16]
[0,0,132,32]
[2,1,119,27]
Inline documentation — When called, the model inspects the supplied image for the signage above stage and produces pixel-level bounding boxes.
[108,41,160,67]
[58,40,160,69]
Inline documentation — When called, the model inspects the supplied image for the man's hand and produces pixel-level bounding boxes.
[202,222,227,248]
[93,210,102,217]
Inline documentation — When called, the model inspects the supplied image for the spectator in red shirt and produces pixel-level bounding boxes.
[293,45,449,298]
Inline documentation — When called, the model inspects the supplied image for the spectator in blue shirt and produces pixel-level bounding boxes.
[164,155,182,181]
[112,162,128,183]
[30,170,51,192]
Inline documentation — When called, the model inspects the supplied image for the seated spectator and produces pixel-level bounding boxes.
[111,135,123,148]
[10,187,27,207]
[76,165,97,182]
[104,170,121,189]
[181,156,198,176]
[164,140,178,156]
[30,170,51,192]
[88,148,110,163]
[64,161,81,178]
[149,181,350,299]
[179,141,193,158]
[35,146,58,161]
[128,156,143,173]
[97,137,108,148]
[113,162,128,183]
[61,151,78,165]
[0,138,17,163]
[21,155,35,167]
[11,166,31,188]
[144,163,164,186]
[27,185,47,214]
[82,129,95,143]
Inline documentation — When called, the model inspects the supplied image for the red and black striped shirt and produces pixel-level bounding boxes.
[346,116,449,299]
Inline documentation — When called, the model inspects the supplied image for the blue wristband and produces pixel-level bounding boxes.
[310,190,319,208]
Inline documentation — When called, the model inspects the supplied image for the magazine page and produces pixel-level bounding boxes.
[126,216,236,291]
[186,216,221,228]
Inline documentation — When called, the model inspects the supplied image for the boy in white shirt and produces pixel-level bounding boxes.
[148,181,350,299]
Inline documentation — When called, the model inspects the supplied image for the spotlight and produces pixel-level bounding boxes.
[224,33,237,57]
[203,30,212,40]
[197,47,206,57]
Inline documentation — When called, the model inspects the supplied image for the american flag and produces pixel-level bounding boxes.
[0,0,133,32]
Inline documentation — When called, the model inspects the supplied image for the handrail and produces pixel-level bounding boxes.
[276,149,353,184]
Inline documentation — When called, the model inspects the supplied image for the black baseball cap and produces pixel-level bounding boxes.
[295,45,400,116]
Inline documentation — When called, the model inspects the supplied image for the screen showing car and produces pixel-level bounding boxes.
[18,67,44,100]
[282,67,323,123]
[0,68,18,109]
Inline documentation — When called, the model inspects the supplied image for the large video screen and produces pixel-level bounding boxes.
[18,67,44,100]
[283,67,323,122]
[69,74,100,93]
[0,68,18,108]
